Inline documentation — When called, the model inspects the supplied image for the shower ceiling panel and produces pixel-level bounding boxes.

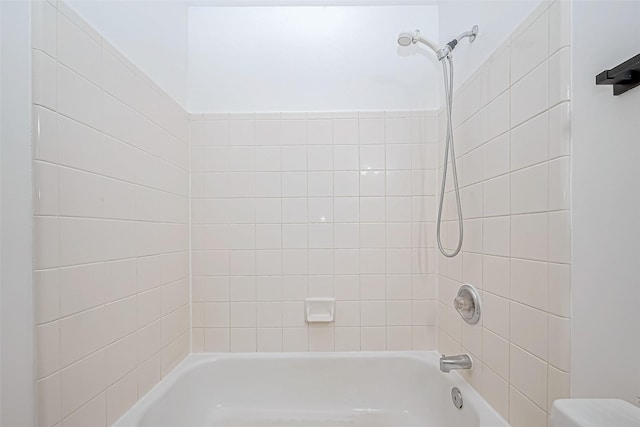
[187,5,440,111]
[66,0,542,111]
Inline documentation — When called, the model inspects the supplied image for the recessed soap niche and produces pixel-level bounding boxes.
[305,297,336,323]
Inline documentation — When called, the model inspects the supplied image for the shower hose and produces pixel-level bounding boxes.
[436,55,464,258]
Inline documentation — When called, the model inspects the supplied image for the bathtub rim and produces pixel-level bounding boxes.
[113,350,510,427]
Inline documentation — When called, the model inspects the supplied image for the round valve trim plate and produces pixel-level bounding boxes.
[454,284,481,324]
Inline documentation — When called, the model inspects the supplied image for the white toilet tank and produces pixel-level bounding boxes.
[550,399,640,427]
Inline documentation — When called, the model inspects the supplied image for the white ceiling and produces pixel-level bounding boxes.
[187,5,440,112]
[67,0,190,107]
[66,0,542,112]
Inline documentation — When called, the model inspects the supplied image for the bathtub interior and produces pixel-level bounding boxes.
[115,352,506,427]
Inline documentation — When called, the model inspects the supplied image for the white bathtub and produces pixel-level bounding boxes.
[114,351,509,427]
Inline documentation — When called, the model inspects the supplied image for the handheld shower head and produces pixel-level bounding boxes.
[397,33,414,47]
[397,26,479,61]
[396,30,440,55]
[396,24,479,259]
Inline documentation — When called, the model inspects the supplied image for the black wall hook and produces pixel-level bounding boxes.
[596,53,640,96]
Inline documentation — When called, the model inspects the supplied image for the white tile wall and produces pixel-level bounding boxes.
[32,1,190,426]
[190,110,438,353]
[436,1,571,425]
[33,0,572,425]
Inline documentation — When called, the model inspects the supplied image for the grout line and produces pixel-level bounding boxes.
[35,151,189,198]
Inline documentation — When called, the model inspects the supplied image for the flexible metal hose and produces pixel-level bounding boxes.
[435,55,463,257]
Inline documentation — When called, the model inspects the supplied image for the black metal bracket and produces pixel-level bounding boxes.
[596,53,640,96]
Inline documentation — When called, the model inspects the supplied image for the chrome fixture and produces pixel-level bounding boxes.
[397,30,444,58]
[440,354,473,373]
[397,25,479,258]
[454,284,481,324]
[397,26,478,61]
[451,387,463,409]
